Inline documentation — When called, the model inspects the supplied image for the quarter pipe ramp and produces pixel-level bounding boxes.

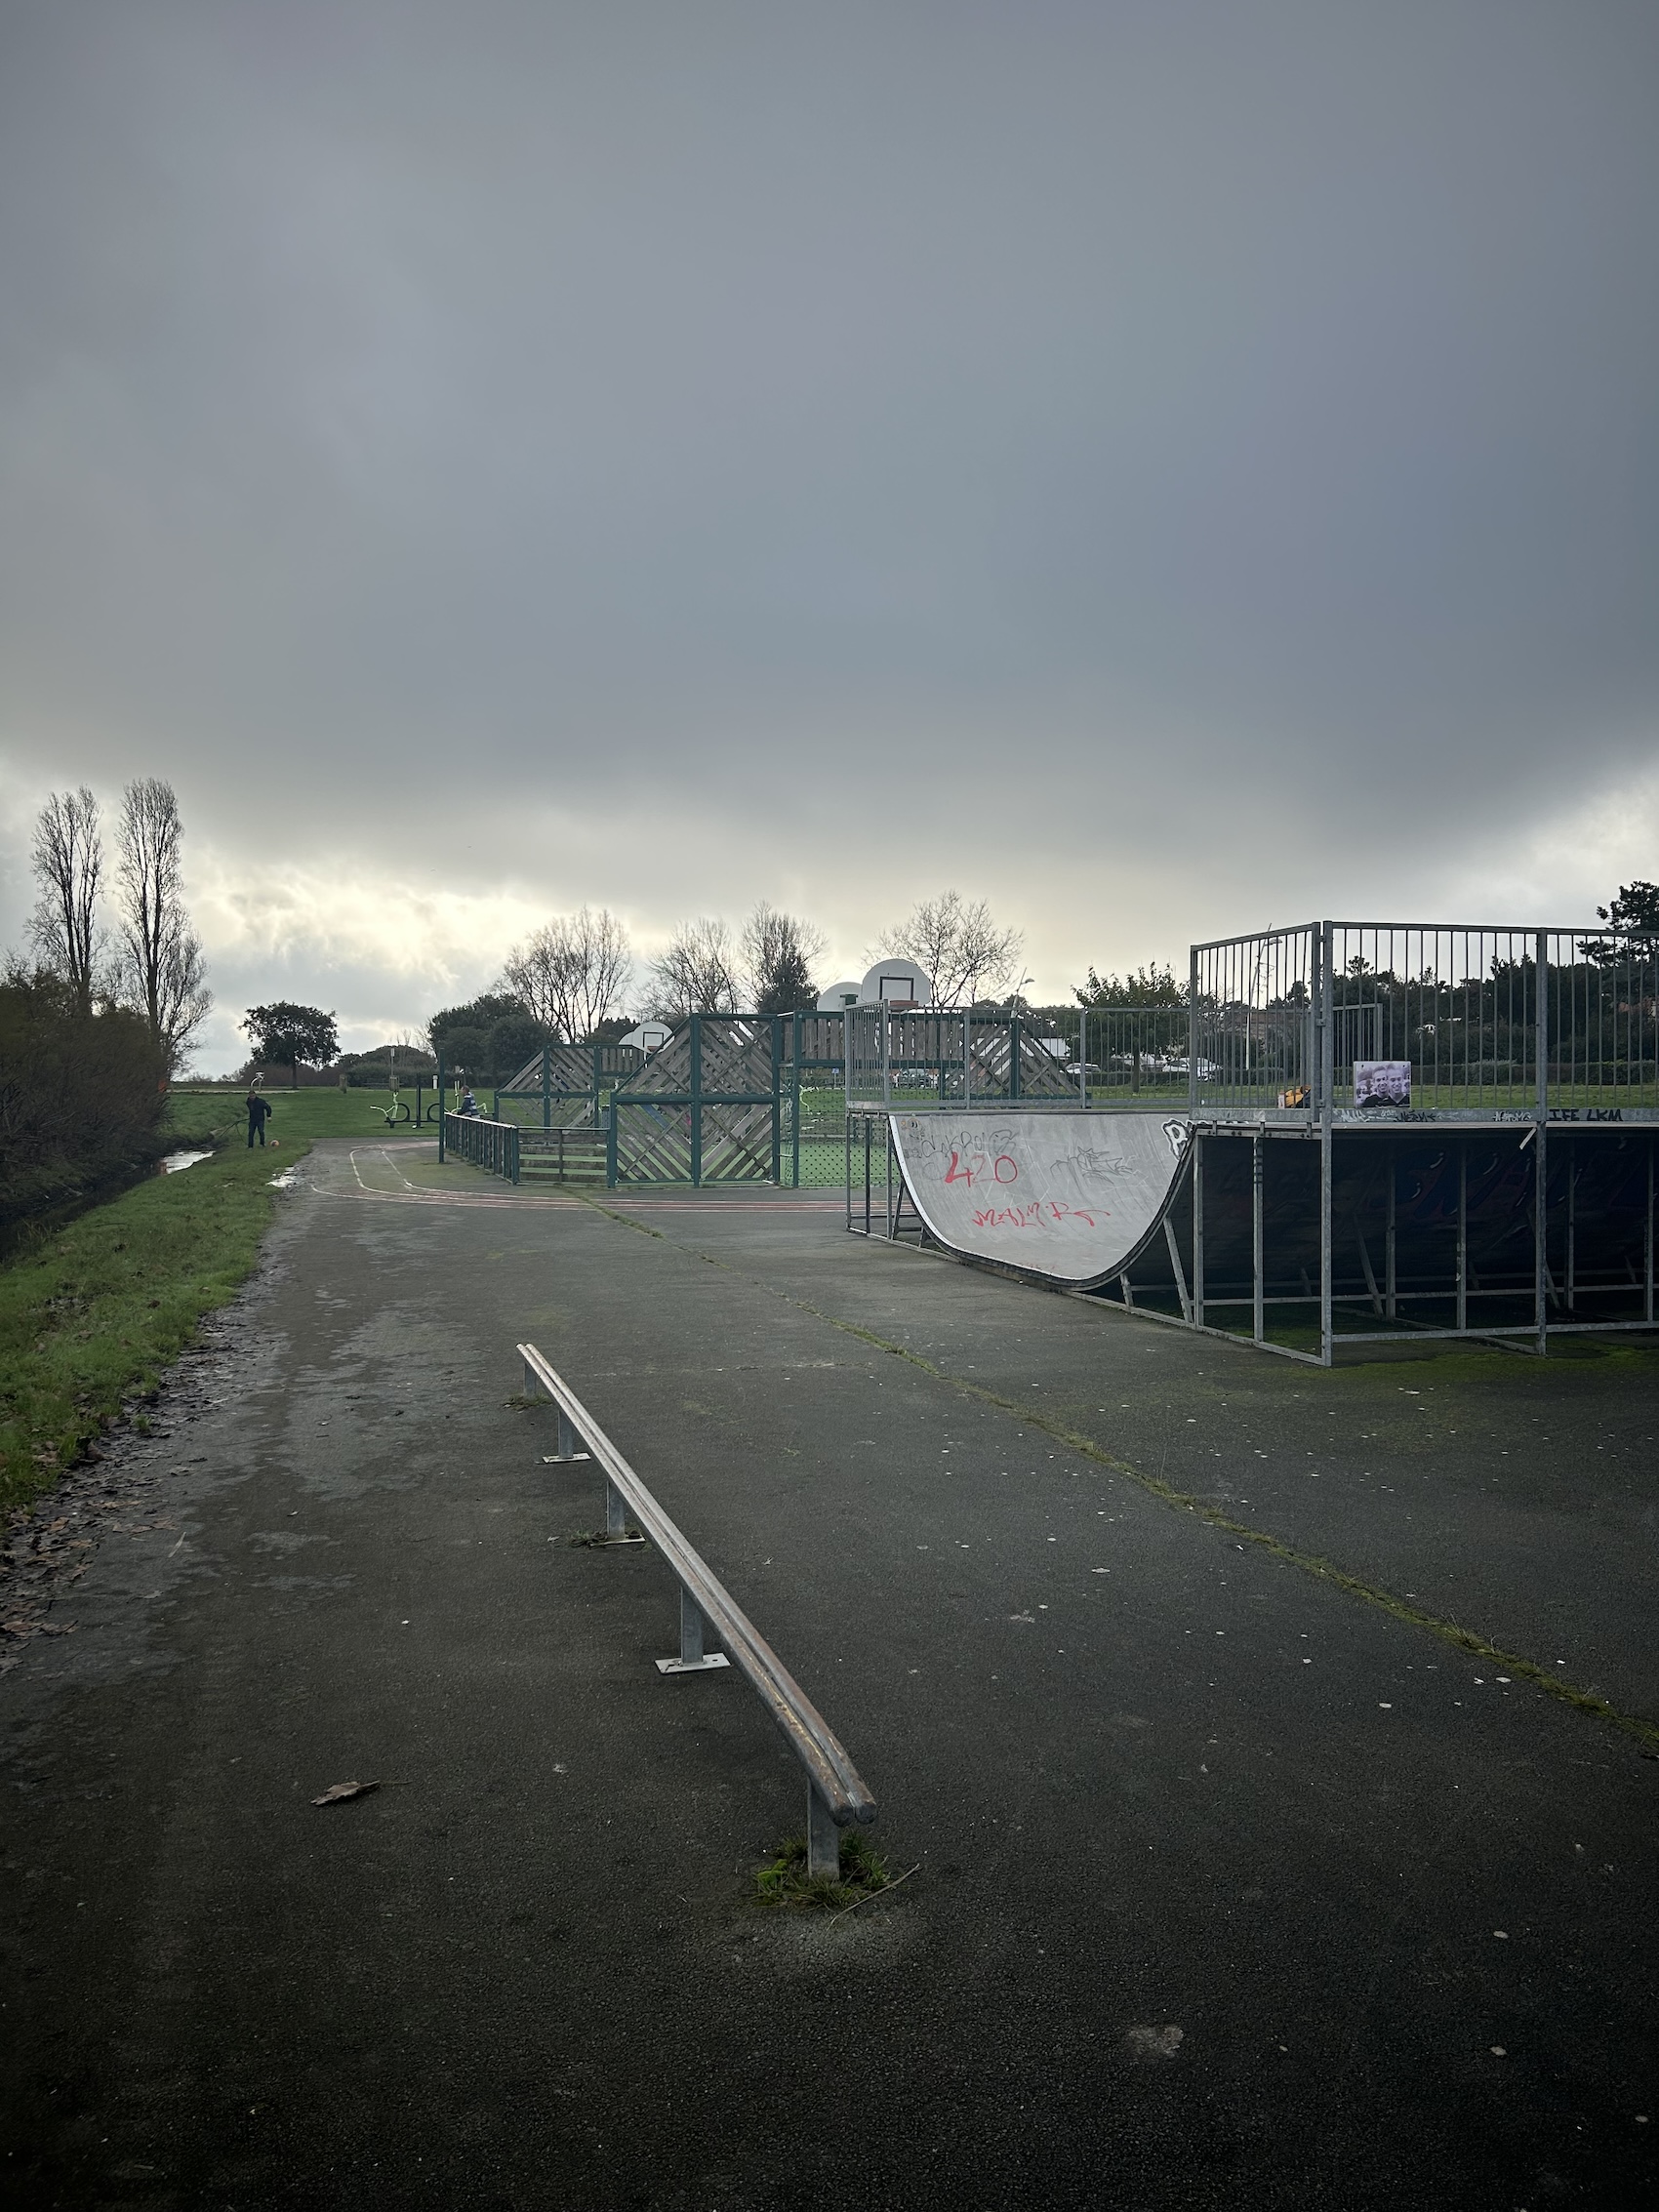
[889,1110,1192,1289]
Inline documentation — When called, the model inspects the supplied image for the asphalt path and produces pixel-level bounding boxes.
[3,1138,1656,2211]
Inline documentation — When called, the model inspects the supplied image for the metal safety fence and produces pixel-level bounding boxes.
[1189,922,1659,1116]
[441,1112,520,1183]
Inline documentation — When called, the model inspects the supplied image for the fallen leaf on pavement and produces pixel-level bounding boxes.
[312,1780,381,1806]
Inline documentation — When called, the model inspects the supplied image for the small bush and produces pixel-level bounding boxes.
[753,1830,890,1910]
[0,972,169,1231]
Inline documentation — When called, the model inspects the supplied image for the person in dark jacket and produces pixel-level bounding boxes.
[246,1087,274,1146]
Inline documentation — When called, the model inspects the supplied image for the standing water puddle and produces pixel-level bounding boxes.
[157,1150,212,1175]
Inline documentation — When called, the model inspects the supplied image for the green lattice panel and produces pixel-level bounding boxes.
[700,1102,777,1182]
[614,1103,693,1182]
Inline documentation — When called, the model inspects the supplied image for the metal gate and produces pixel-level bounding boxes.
[609,1017,785,1185]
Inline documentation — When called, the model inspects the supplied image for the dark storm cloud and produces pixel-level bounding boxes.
[3,0,1658,1046]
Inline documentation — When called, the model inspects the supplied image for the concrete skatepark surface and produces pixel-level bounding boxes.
[3,1138,1656,2210]
[891,1108,1190,1286]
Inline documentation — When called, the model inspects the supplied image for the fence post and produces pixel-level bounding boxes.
[437,1059,446,1161]
[1188,950,1200,1114]
[1535,931,1549,1117]
[771,1016,784,1185]
[1533,930,1550,1353]
[791,1013,802,1187]
[542,1044,550,1132]
[1318,922,1335,1365]
[687,1016,702,1186]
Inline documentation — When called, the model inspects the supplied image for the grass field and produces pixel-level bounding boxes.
[165,1087,431,1145]
[0,1138,300,1512]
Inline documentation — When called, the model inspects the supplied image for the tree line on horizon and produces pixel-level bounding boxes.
[17,774,1652,1096]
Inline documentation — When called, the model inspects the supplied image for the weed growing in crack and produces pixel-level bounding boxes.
[753,1830,890,1911]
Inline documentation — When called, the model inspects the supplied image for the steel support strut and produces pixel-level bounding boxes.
[1192,1135,1205,1328]
[656,1584,729,1675]
[807,1786,840,1881]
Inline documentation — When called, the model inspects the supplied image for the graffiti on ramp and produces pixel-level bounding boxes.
[890,1110,1191,1288]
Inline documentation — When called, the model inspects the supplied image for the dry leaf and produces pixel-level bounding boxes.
[311,1779,381,1807]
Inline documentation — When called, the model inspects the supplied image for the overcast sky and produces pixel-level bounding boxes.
[3,0,1656,1066]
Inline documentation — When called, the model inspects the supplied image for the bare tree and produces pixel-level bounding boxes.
[114,778,213,1068]
[648,917,740,1017]
[741,903,826,1017]
[27,787,105,1013]
[874,891,1024,1008]
[502,906,631,1041]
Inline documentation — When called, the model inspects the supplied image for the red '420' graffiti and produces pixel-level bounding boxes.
[943,1149,1018,1186]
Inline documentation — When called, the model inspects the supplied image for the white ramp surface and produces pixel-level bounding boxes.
[891,1111,1191,1287]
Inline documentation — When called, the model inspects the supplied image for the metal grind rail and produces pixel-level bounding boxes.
[516,1342,876,1876]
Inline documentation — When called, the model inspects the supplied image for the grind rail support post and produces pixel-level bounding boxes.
[517,1341,876,1878]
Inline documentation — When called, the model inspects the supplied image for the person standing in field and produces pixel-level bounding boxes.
[246,1084,274,1147]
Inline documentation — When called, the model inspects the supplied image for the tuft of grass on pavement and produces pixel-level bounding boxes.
[753,1830,890,1911]
[0,1140,302,1512]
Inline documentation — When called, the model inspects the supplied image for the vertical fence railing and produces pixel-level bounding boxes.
[1184,923,1658,1117]
[443,1113,521,1184]
[1542,928,1659,1106]
[1190,925,1318,1111]
[1310,925,1658,1112]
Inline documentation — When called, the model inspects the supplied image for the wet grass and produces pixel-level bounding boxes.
[0,1139,302,1511]
[164,1087,417,1145]
[753,1830,891,1910]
